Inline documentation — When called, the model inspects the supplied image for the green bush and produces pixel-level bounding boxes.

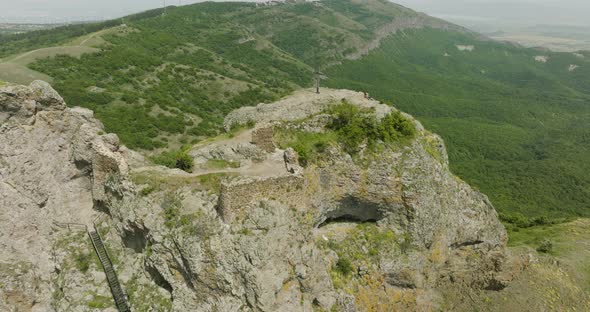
[334,257,354,277]
[152,149,194,172]
[537,239,553,253]
[327,102,372,153]
[380,110,416,139]
[274,102,416,167]
[327,101,416,154]
[500,213,556,229]
[175,152,194,172]
[275,130,338,167]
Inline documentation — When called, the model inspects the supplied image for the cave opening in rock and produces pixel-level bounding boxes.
[317,196,385,228]
[318,214,378,227]
[122,224,148,253]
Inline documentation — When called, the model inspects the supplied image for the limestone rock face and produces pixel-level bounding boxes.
[126,89,508,311]
[283,147,301,174]
[0,81,131,311]
[1,84,509,311]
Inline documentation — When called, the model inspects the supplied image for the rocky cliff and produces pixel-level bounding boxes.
[0,81,135,311]
[1,83,510,311]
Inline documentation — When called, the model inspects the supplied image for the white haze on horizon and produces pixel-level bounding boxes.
[0,0,588,28]
[395,0,590,28]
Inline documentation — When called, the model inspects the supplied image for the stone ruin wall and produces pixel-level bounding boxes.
[251,127,275,153]
[217,174,307,222]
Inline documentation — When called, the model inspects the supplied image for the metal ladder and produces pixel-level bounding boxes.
[88,226,131,312]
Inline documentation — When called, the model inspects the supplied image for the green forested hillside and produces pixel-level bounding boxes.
[12,1,421,150]
[0,8,167,58]
[326,29,590,219]
[1,0,590,220]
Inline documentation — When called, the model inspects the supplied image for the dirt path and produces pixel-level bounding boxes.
[134,149,288,179]
[134,127,289,179]
[9,49,38,62]
[79,28,110,46]
[5,28,108,63]
[0,27,114,84]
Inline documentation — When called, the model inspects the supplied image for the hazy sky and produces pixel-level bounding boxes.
[0,0,589,26]
[0,0,205,23]
[395,0,590,27]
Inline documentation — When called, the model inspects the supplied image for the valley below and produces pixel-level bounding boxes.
[490,32,590,53]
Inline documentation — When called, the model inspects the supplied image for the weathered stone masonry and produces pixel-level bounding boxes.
[217,174,307,222]
[251,126,275,153]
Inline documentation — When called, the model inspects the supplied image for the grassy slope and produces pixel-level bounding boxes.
[326,29,590,219]
[0,8,167,58]
[510,219,590,293]
[0,27,120,85]
[443,219,590,311]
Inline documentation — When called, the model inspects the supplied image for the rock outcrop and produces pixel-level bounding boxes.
[0,81,133,311]
[1,83,509,311]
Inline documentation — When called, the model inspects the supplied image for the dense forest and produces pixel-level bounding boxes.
[326,29,590,220]
[2,0,590,222]
[27,3,314,150]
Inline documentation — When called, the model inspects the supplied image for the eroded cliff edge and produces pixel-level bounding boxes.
[1,82,511,311]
